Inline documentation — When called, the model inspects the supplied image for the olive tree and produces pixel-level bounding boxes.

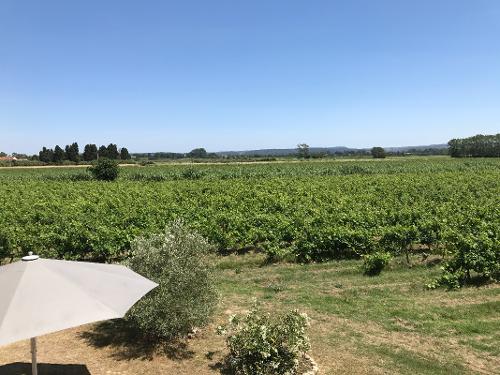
[126,222,218,341]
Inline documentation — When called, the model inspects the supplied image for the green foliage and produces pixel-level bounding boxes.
[106,143,120,159]
[448,133,500,158]
[188,148,208,158]
[371,146,386,159]
[120,147,131,160]
[65,142,80,162]
[0,158,498,290]
[429,228,499,289]
[217,304,310,375]
[362,252,392,276]
[98,145,108,158]
[53,145,66,163]
[296,143,310,159]
[126,222,217,341]
[83,144,98,161]
[182,167,205,180]
[88,158,119,181]
[38,147,53,162]
[381,225,419,266]
[294,226,375,262]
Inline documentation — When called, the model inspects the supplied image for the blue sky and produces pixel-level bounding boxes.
[1,0,499,154]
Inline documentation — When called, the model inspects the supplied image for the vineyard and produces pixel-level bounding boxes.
[0,157,499,286]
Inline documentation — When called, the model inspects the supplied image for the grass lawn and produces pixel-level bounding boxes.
[0,253,498,374]
[216,254,499,374]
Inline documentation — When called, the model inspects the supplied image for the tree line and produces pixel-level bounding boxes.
[297,144,388,159]
[38,142,131,163]
[448,134,500,158]
[133,148,218,160]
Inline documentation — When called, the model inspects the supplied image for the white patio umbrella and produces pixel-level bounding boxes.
[0,252,157,375]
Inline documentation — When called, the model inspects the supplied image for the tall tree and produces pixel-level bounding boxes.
[83,144,98,161]
[296,144,310,159]
[65,142,80,162]
[53,145,65,163]
[106,143,120,159]
[98,145,108,159]
[120,147,131,160]
[39,147,54,163]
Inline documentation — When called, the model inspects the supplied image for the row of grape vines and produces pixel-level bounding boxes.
[0,158,498,286]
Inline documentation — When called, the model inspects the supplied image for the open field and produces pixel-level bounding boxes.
[0,254,498,374]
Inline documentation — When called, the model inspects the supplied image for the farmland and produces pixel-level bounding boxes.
[0,157,499,373]
[0,158,499,267]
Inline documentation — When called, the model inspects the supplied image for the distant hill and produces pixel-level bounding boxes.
[131,144,448,159]
[216,144,447,157]
[384,144,448,152]
[217,146,353,157]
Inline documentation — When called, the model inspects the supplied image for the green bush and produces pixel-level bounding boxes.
[217,304,310,375]
[88,158,120,181]
[362,252,392,276]
[126,222,218,341]
[428,229,499,289]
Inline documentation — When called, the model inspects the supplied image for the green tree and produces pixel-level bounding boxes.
[53,145,66,163]
[296,143,310,159]
[371,147,386,159]
[0,152,6,157]
[38,147,54,163]
[83,144,98,161]
[448,134,500,158]
[98,145,108,159]
[188,148,208,158]
[126,222,217,341]
[120,147,131,160]
[65,142,80,162]
[106,143,120,159]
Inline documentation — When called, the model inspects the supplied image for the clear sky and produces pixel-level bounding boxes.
[1,0,499,154]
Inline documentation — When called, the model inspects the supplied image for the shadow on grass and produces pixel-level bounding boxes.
[466,275,496,288]
[79,319,194,361]
[0,362,90,375]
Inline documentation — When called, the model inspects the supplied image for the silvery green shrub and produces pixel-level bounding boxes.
[126,221,217,341]
[217,304,310,375]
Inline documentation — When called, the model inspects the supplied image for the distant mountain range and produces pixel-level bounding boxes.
[216,144,448,156]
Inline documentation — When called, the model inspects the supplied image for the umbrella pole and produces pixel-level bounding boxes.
[30,337,37,375]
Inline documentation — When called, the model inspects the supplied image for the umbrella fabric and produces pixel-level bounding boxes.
[0,258,157,346]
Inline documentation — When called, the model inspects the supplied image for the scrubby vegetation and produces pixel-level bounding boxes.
[217,304,310,375]
[126,222,217,341]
